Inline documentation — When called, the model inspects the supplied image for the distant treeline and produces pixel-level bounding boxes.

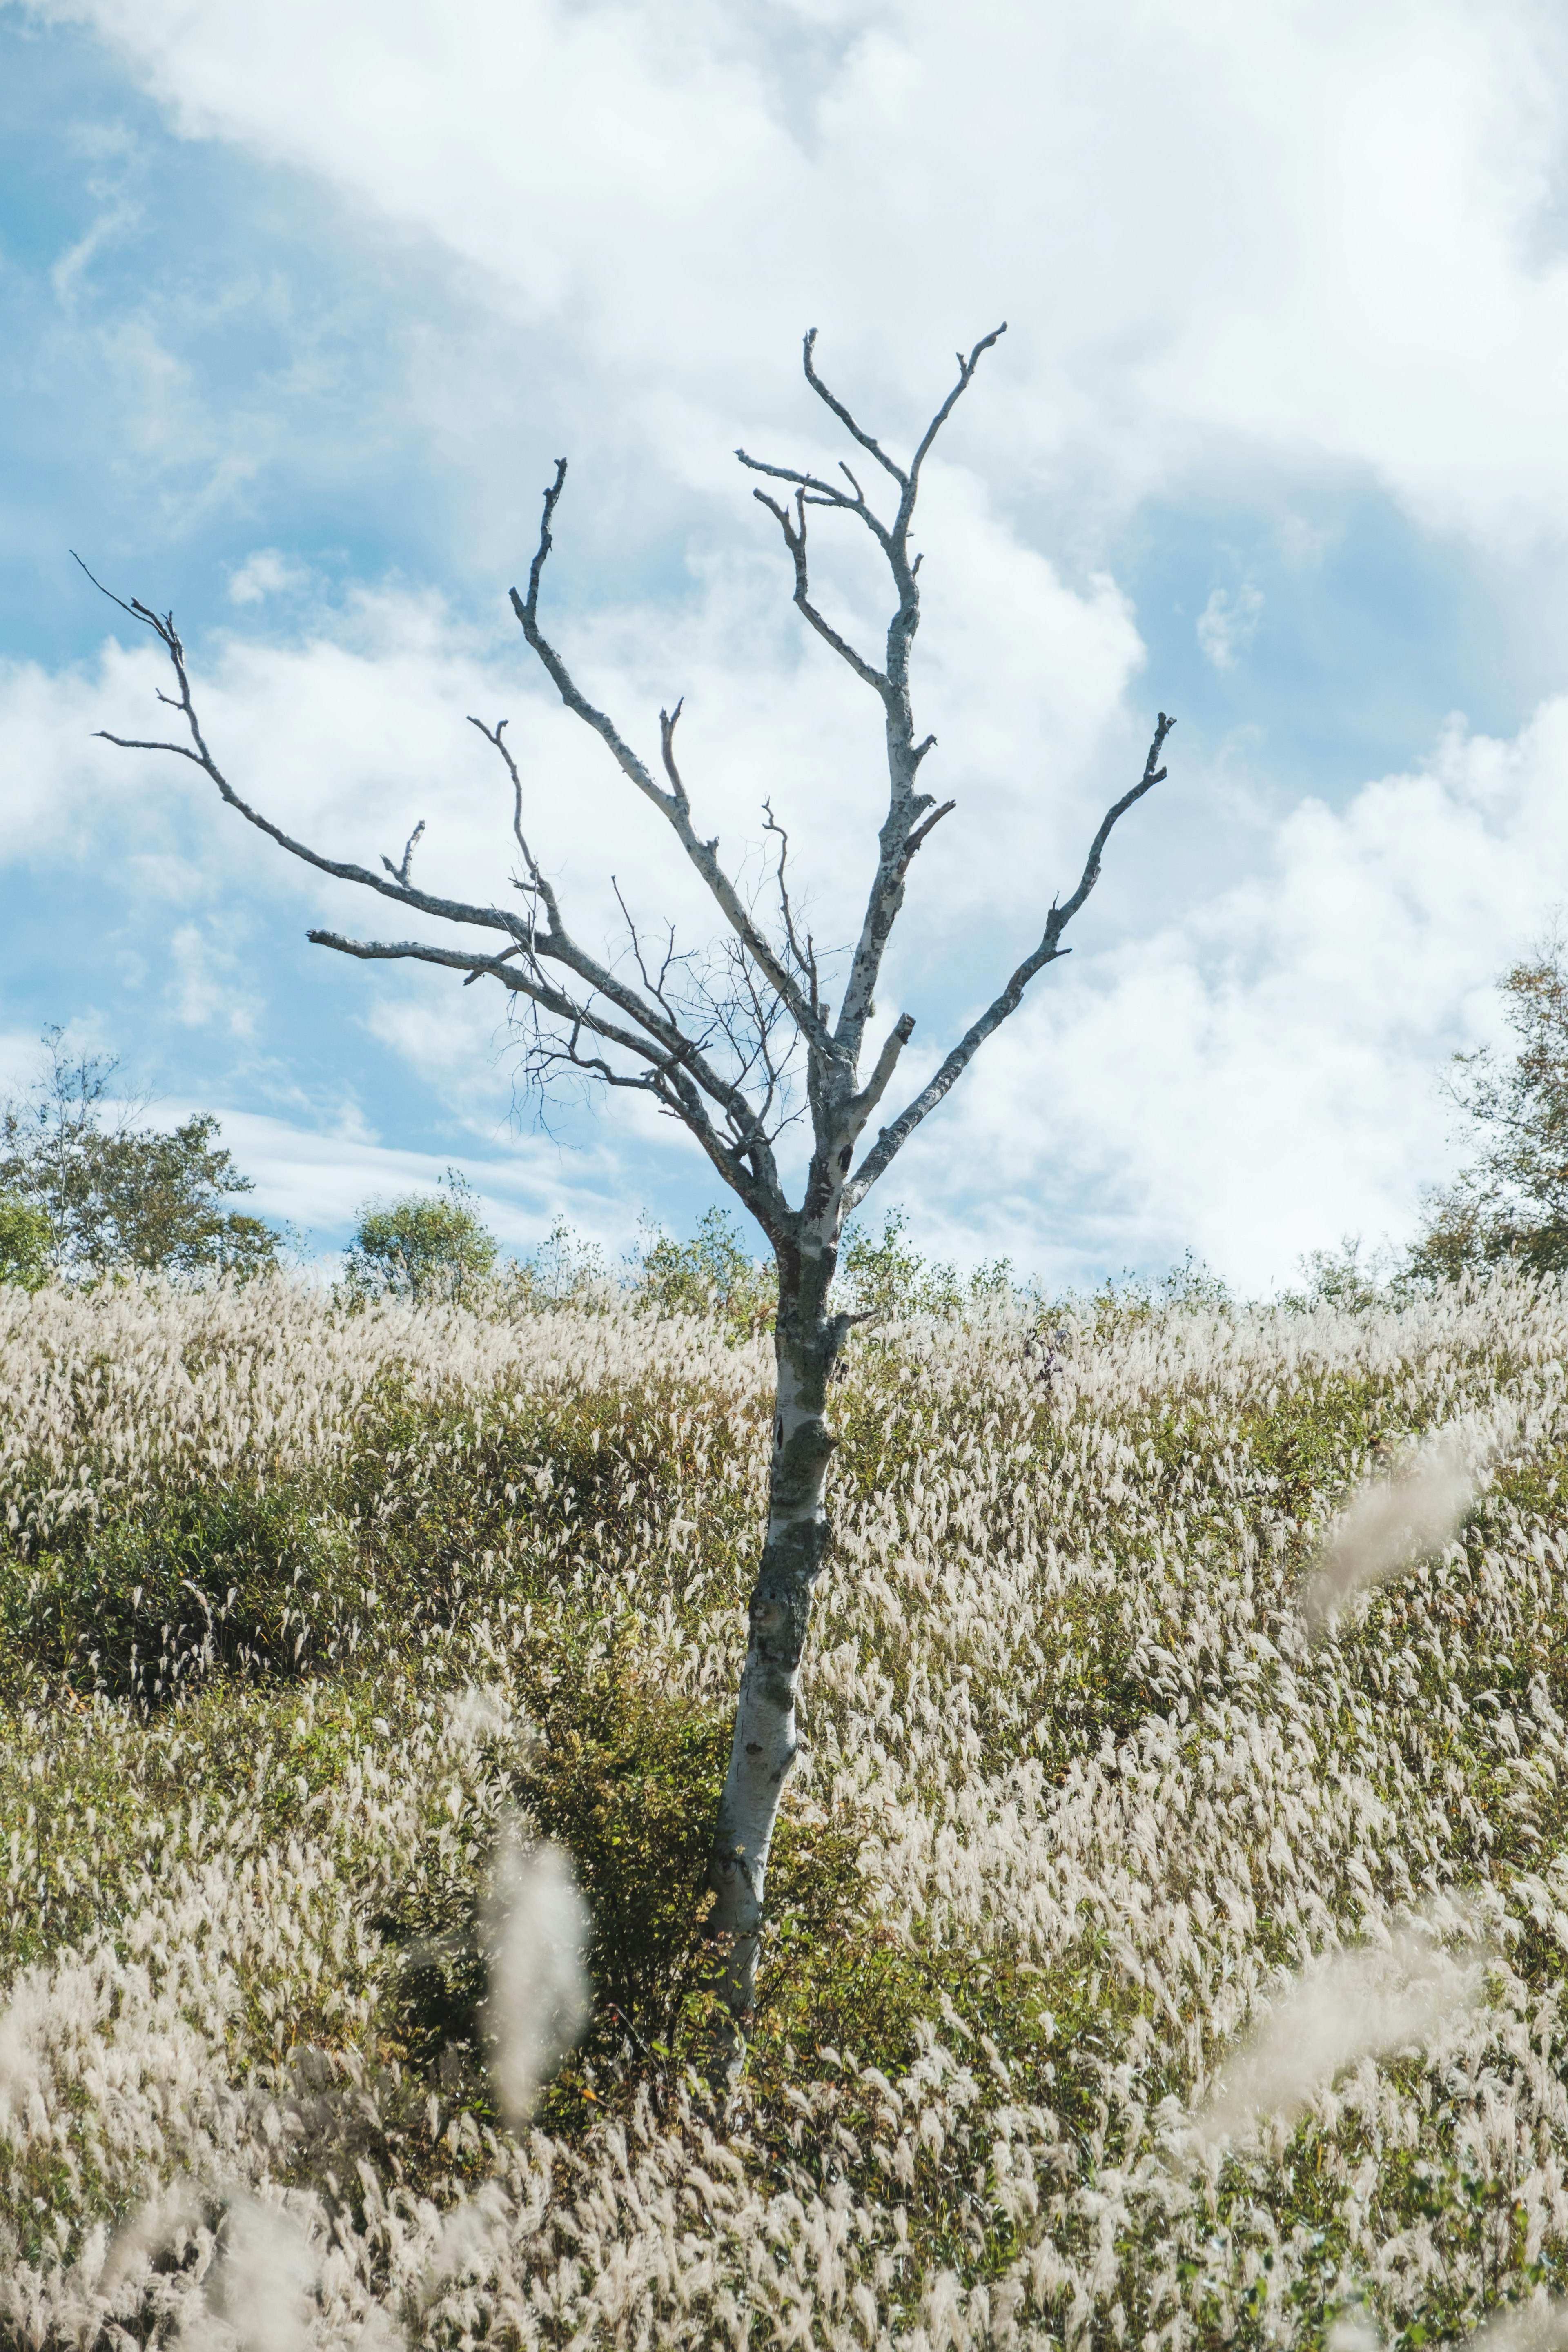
[9,934,1568,1310]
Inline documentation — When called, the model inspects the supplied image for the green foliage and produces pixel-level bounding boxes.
[1277,1232,1394,1313]
[633,1205,775,1335]
[0,1194,50,1291]
[513,1215,611,1305]
[519,1646,730,2040]
[341,1169,499,1306]
[1409,937,1568,1282]
[13,1272,1568,2336]
[0,1029,280,1281]
[0,1350,760,1715]
[2,1479,362,1706]
[1068,1245,1232,1339]
[836,1203,1014,1322]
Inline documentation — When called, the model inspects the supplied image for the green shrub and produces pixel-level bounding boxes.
[0,1194,50,1291]
[341,1170,499,1306]
[2,1031,282,1280]
[633,1205,776,1336]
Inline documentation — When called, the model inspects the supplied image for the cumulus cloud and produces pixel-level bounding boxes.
[7,559,1568,1281]
[201,1107,636,1258]
[915,696,1568,1288]
[227,549,316,606]
[22,0,1568,541]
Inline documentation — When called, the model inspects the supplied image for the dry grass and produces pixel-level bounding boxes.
[3,1270,1568,2345]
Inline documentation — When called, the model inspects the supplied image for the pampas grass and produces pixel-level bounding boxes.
[1301,1421,1492,1636]
[5,1268,1568,2343]
[1194,1921,1482,2142]
[481,1827,589,2130]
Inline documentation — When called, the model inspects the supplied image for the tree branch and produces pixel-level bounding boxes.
[906,326,1007,493]
[746,488,891,697]
[78,570,526,946]
[737,330,1006,1087]
[80,555,792,1187]
[895,798,956,879]
[846,1011,915,1140]
[801,328,910,490]
[508,471,838,1060]
[844,713,1174,1209]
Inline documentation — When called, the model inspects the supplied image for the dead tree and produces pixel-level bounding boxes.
[85,325,1173,2042]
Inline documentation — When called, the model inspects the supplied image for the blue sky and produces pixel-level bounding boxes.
[6,0,1568,1291]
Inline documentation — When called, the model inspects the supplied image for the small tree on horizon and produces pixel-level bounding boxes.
[341,1169,499,1307]
[1,1030,281,1283]
[87,325,1174,2049]
[0,1194,51,1291]
[1408,935,1568,1283]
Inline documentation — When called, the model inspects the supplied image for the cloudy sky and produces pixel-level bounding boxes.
[4,0,1568,1292]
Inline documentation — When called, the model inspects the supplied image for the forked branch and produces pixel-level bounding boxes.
[510,474,837,1062]
[845,713,1175,1208]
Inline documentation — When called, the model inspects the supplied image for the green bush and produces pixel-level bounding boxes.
[341,1170,499,1306]
[837,1203,1015,1322]
[633,1205,776,1336]
[2,1031,281,1280]
[0,1194,50,1291]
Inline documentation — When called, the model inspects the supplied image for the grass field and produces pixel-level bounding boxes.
[4,1268,1568,2347]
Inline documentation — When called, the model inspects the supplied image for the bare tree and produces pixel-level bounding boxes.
[83,325,1173,2045]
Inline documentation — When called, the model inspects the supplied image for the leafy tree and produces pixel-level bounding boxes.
[1408,941,1568,1283]
[635,1207,776,1335]
[341,1170,499,1306]
[836,1204,1013,1323]
[0,1195,51,1290]
[514,1216,610,1306]
[1276,1234,1390,1313]
[0,1031,280,1281]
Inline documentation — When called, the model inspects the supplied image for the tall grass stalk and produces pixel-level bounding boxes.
[5,1269,1568,2343]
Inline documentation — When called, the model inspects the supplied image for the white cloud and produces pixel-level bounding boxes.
[227,550,315,606]
[20,0,1568,542]
[911,699,1568,1291]
[189,1107,635,1258]
[7,567,1568,1287]
[2,501,1145,1097]
[164,920,259,1038]
[1196,582,1263,670]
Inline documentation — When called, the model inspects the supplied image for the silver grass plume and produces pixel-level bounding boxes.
[1195,1925,1482,2142]
[209,2196,320,2352]
[480,1818,590,2130]
[1466,2297,1568,2352]
[1300,1416,1507,1639]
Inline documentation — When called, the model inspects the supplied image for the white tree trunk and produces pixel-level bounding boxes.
[705,1238,839,2032]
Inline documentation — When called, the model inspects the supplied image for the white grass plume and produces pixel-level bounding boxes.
[481,1820,590,2130]
[212,2196,319,2352]
[9,1270,1568,2341]
[99,2173,204,2295]
[1466,2298,1568,2352]
[1196,1928,1479,2141]
[1301,1423,1493,1637]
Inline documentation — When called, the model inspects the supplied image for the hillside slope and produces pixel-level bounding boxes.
[2,1274,1568,2346]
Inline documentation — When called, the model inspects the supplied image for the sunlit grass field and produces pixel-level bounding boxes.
[5,1268,1568,2345]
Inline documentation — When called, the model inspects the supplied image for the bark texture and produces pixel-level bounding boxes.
[706,1230,845,2017]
